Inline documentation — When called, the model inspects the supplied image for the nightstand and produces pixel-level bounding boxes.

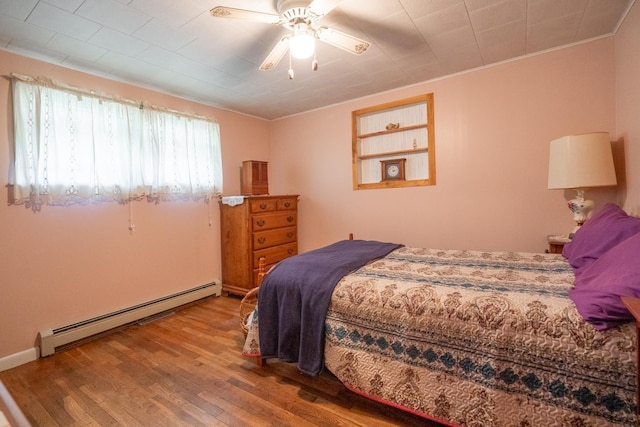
[546,235,570,254]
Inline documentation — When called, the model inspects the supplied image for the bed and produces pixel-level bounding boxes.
[242,204,640,427]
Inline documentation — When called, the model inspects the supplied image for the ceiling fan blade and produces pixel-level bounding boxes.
[210,6,281,25]
[307,0,341,17]
[316,27,370,55]
[259,36,290,71]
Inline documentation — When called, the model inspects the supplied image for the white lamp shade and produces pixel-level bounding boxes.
[290,26,315,59]
[548,132,617,189]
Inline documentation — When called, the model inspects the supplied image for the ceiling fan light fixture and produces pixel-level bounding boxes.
[211,2,371,72]
[289,23,315,59]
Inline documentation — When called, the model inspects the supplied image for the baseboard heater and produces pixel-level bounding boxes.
[38,282,221,357]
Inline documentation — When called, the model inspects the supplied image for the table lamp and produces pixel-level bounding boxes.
[548,132,617,234]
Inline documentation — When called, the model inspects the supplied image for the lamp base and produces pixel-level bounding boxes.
[568,189,594,234]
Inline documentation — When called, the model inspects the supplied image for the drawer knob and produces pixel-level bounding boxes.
[259,203,267,210]
[256,219,265,227]
[287,216,294,222]
[287,249,294,255]
[284,201,291,208]
[258,237,266,244]
[287,232,294,238]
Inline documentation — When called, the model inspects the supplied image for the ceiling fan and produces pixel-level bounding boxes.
[210,0,371,77]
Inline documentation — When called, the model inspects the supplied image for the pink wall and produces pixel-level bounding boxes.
[2,17,636,362]
[615,1,640,215]
[0,50,270,359]
[270,38,619,253]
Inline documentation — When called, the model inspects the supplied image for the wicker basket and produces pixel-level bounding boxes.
[239,287,259,338]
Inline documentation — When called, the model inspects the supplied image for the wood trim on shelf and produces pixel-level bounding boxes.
[357,123,427,139]
[352,94,429,115]
[358,147,427,160]
[357,179,431,189]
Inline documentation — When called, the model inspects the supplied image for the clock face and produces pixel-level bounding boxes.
[381,158,406,182]
[387,164,400,177]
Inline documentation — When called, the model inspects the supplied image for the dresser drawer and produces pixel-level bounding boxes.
[277,198,297,211]
[252,242,297,268]
[253,226,297,250]
[250,198,277,213]
[252,212,297,231]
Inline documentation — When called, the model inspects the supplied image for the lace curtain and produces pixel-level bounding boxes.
[10,76,223,210]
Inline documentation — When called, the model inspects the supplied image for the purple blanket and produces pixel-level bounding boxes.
[258,239,402,375]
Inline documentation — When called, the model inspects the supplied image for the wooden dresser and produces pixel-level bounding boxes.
[220,195,299,296]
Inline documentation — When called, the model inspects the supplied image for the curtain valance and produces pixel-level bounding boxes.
[9,74,223,211]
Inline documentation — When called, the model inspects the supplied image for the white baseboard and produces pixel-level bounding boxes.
[40,282,221,357]
[1,281,222,372]
[0,348,39,372]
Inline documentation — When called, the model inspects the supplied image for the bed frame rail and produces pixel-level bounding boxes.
[243,234,354,367]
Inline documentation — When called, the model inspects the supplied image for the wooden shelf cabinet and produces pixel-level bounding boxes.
[546,235,570,254]
[220,195,299,296]
[352,94,435,190]
[547,241,566,254]
[241,160,268,195]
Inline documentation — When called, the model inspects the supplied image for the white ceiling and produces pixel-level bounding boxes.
[0,0,635,120]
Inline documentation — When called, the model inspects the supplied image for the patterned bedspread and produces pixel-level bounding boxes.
[245,246,637,426]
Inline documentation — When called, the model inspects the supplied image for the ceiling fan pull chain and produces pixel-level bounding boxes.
[288,49,295,79]
[312,50,318,71]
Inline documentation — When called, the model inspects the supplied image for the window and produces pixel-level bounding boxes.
[9,75,223,210]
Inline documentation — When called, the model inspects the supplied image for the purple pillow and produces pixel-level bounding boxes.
[569,232,640,330]
[562,203,640,277]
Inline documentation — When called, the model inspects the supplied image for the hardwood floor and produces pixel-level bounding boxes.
[0,295,441,426]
